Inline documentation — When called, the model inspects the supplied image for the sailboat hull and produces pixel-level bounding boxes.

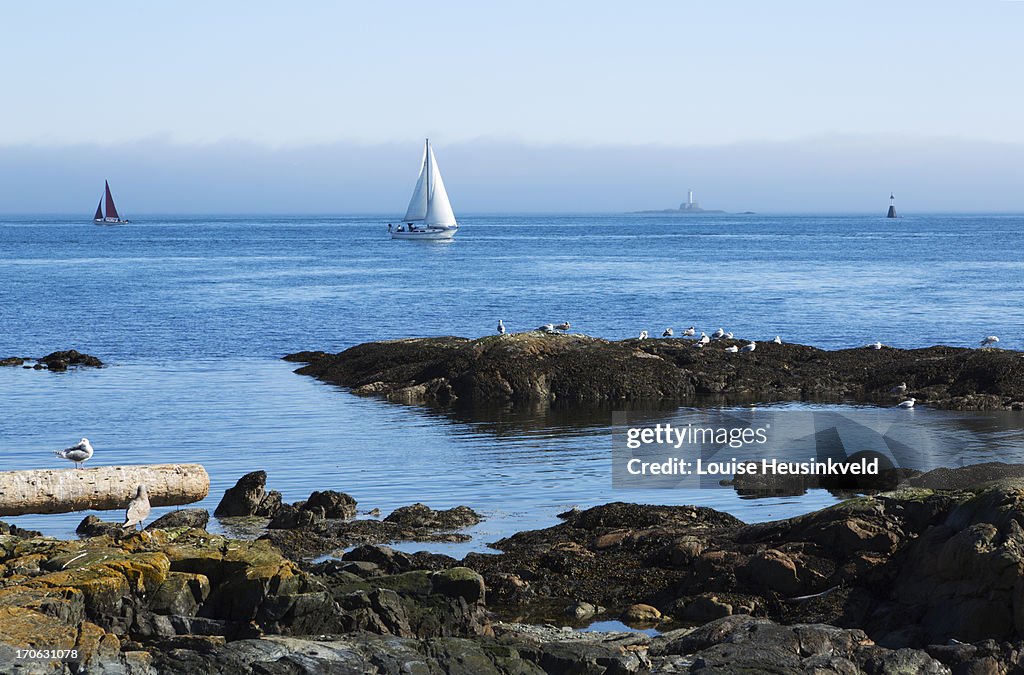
[94,218,130,225]
[390,228,456,241]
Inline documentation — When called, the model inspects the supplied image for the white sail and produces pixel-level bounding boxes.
[403,145,429,222]
[424,144,457,228]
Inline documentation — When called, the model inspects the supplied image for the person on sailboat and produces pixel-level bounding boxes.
[388,223,392,233]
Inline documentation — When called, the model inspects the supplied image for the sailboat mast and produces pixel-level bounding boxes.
[425,138,430,205]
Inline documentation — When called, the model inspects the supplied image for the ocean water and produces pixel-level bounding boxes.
[1,213,1023,553]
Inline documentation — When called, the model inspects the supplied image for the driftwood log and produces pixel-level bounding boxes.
[0,464,209,516]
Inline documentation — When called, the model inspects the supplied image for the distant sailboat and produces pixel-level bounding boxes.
[886,193,897,219]
[390,139,458,241]
[93,180,129,224]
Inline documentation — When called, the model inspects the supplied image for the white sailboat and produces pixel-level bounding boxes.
[390,139,458,240]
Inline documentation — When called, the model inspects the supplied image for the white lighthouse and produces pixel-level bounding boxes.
[680,189,701,211]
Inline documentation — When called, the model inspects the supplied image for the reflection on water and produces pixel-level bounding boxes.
[2,360,1023,557]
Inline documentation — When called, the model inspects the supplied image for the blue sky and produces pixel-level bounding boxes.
[1,1,1022,212]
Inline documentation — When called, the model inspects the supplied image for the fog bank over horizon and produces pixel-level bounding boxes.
[2,135,1023,216]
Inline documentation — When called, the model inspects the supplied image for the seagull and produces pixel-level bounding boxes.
[54,438,94,469]
[725,345,739,353]
[662,327,674,337]
[697,332,710,346]
[869,341,883,350]
[980,336,1000,348]
[712,328,725,340]
[890,382,907,395]
[725,332,734,340]
[741,341,757,353]
[898,398,916,409]
[497,319,505,335]
[538,323,555,333]
[638,330,648,340]
[683,326,695,337]
[773,336,782,344]
[554,321,571,331]
[123,485,151,531]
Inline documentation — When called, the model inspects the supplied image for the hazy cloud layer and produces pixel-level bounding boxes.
[2,136,1022,215]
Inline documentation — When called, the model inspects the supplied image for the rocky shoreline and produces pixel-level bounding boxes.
[285,333,1024,410]
[7,468,1024,672]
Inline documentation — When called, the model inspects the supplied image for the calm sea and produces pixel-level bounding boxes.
[1,213,1023,553]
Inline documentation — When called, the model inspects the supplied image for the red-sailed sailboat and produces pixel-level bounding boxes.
[93,180,129,224]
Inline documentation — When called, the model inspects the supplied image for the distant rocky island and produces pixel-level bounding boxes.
[632,189,751,214]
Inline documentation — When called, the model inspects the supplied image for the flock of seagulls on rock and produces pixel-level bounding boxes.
[51,437,151,529]
[493,320,1008,410]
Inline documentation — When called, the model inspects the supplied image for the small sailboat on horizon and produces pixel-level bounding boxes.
[389,139,458,241]
[93,180,130,224]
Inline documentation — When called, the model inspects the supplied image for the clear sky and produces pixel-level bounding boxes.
[1,1,1022,212]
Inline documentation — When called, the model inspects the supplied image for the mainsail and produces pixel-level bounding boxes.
[104,180,120,220]
[402,140,457,228]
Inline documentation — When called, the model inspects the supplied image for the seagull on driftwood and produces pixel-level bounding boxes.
[54,438,94,469]
[497,319,505,335]
[123,485,151,531]
[980,336,1000,348]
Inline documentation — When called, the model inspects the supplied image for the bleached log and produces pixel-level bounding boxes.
[0,464,209,516]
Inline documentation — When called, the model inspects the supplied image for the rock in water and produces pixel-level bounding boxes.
[146,508,210,531]
[214,471,284,517]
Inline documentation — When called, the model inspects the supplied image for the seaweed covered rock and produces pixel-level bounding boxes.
[287,334,1024,409]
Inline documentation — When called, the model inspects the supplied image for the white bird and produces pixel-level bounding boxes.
[725,345,739,353]
[890,382,907,395]
[683,326,695,336]
[662,327,674,337]
[741,341,757,353]
[554,321,571,331]
[497,319,505,335]
[54,438,94,469]
[773,336,782,344]
[638,330,649,340]
[697,332,710,346]
[712,328,725,340]
[123,485,151,531]
[538,323,555,333]
[724,332,734,340]
[869,342,883,350]
[898,398,916,409]
[980,336,1000,348]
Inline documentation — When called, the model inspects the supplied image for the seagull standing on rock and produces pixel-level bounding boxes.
[554,322,571,331]
[980,336,1000,348]
[890,382,907,395]
[123,485,151,531]
[697,332,710,346]
[54,438,94,469]
[712,328,725,340]
[774,336,783,344]
[683,326,695,336]
[662,327,674,337]
[638,330,648,340]
[497,319,505,335]
[898,398,917,409]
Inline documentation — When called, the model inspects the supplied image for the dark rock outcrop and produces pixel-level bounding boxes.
[38,349,103,371]
[213,471,285,517]
[286,334,1024,409]
[146,508,210,531]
